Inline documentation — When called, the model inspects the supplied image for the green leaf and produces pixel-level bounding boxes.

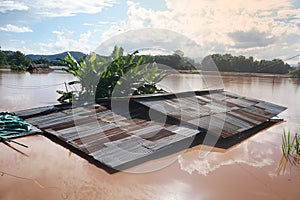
[89,53,97,63]
[56,90,65,95]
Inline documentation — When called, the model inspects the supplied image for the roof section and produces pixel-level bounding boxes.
[14,90,286,171]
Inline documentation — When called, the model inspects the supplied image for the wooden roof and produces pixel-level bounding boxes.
[14,90,286,171]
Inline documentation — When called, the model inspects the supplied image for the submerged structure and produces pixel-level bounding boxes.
[3,90,286,172]
[27,64,53,73]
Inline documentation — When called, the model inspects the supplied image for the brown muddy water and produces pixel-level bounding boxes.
[0,69,300,200]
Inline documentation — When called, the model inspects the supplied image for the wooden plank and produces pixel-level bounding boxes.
[195,95,212,104]
[203,103,228,114]
[243,97,260,104]
[214,113,252,132]
[47,116,98,131]
[242,106,274,119]
[95,148,151,168]
[129,124,162,136]
[254,101,287,115]
[104,135,152,147]
[166,125,199,137]
[233,108,269,123]
[168,110,198,121]
[59,121,111,141]
[223,91,244,99]
[140,129,175,142]
[203,92,228,101]
[79,142,106,154]
[77,132,130,154]
[117,119,152,132]
[226,111,259,126]
[151,100,179,113]
[176,96,203,107]
[188,114,240,138]
[25,112,68,125]
[72,125,122,145]
[225,98,256,108]
[37,114,86,129]
[209,99,240,110]
[98,145,152,167]
[15,105,55,118]
[30,114,73,127]
[91,136,153,167]
[211,115,241,137]
[142,134,187,151]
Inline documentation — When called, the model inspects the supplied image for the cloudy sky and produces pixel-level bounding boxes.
[0,0,299,64]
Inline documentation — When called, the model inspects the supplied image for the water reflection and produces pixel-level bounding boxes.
[277,154,300,176]
[178,140,274,176]
[0,69,74,111]
[159,73,224,92]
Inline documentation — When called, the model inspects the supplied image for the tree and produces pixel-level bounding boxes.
[207,53,291,74]
[174,50,184,57]
[0,50,7,66]
[4,50,32,70]
[33,57,51,64]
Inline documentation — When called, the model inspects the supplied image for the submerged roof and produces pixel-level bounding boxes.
[14,90,286,171]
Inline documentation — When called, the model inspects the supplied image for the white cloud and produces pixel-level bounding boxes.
[95,28,206,60]
[228,29,277,49]
[0,0,28,13]
[1,0,117,17]
[39,29,92,54]
[101,0,300,63]
[83,23,94,26]
[97,21,111,25]
[83,21,117,27]
[79,31,92,43]
[9,39,26,44]
[0,24,33,33]
[27,0,117,17]
[2,44,36,54]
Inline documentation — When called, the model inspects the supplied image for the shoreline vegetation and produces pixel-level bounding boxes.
[0,47,299,77]
[176,70,292,77]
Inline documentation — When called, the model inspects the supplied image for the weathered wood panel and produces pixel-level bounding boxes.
[13,90,286,171]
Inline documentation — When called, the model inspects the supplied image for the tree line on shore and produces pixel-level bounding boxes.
[203,54,292,74]
[0,49,62,71]
[0,47,299,77]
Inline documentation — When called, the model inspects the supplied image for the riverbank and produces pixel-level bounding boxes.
[178,70,290,78]
[0,65,10,69]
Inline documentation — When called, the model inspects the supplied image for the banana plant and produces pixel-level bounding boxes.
[57,46,166,102]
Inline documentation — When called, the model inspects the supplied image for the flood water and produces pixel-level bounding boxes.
[1,69,300,200]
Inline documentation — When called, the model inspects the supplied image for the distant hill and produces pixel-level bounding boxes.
[290,63,300,67]
[26,51,86,61]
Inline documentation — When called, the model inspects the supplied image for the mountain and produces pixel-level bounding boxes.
[26,51,86,61]
[290,63,300,67]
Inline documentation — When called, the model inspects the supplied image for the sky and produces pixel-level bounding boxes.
[0,0,300,64]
